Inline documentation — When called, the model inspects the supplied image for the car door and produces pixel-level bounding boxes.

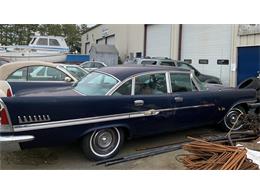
[7,65,73,94]
[112,72,174,137]
[169,72,218,130]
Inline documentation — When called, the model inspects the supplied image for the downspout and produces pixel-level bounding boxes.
[178,24,183,60]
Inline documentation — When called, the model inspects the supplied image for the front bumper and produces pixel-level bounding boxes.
[0,135,34,151]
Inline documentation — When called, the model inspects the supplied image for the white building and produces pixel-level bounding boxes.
[81,24,260,87]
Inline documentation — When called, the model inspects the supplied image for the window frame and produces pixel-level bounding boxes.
[109,71,170,96]
[169,71,196,93]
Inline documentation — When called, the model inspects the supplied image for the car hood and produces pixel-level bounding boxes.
[15,86,82,97]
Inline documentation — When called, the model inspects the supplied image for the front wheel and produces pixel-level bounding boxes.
[81,127,124,161]
[222,106,246,131]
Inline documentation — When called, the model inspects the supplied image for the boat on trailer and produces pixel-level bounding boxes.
[0,36,69,63]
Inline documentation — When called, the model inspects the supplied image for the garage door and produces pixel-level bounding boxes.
[106,35,115,45]
[237,46,260,84]
[146,24,171,58]
[181,24,232,86]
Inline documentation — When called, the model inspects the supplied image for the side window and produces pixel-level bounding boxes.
[160,61,175,66]
[94,62,104,68]
[141,60,157,65]
[28,66,67,81]
[49,39,60,46]
[177,62,192,70]
[7,67,28,81]
[113,80,132,96]
[170,73,193,92]
[135,73,167,95]
[36,38,48,46]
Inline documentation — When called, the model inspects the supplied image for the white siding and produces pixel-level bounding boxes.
[106,35,115,45]
[181,24,232,86]
[146,24,171,58]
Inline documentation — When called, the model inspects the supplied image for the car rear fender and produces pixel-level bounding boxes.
[0,81,12,97]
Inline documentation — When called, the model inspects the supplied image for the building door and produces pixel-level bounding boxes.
[237,46,260,85]
[145,24,171,58]
[181,24,232,86]
[85,42,90,54]
[106,35,115,45]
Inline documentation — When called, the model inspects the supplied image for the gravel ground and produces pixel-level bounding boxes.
[0,126,220,170]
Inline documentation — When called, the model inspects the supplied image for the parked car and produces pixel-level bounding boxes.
[80,61,107,72]
[0,61,89,97]
[0,57,9,66]
[134,58,222,84]
[0,65,257,160]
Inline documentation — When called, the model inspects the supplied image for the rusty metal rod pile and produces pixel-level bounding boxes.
[181,137,259,170]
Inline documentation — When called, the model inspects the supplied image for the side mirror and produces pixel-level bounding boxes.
[64,77,72,82]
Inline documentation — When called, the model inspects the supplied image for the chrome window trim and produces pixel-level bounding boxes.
[12,103,216,132]
[190,72,202,91]
[166,72,172,93]
[108,70,190,96]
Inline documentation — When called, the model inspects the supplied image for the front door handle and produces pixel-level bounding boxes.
[174,97,183,103]
[134,100,144,107]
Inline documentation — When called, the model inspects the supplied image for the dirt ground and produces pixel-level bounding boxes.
[0,127,220,170]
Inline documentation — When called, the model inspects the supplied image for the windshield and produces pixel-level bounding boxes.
[64,66,88,80]
[74,72,119,95]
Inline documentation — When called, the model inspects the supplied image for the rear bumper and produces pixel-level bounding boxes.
[0,135,34,151]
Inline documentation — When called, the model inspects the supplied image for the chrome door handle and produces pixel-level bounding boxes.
[174,97,183,103]
[134,100,144,107]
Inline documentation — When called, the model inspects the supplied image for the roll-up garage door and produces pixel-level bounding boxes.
[146,24,171,58]
[181,24,232,86]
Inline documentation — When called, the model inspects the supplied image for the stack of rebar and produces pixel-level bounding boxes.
[181,137,259,170]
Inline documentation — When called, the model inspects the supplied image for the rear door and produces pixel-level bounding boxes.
[169,72,218,129]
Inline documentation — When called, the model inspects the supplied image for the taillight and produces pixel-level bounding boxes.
[1,108,9,125]
[7,88,13,97]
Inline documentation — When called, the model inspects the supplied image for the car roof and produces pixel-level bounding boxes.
[97,64,189,81]
[0,61,59,80]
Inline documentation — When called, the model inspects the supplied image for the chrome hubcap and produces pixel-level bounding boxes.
[97,132,113,148]
[224,108,244,130]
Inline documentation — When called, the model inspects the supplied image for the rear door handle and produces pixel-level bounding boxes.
[174,97,183,103]
[134,100,144,107]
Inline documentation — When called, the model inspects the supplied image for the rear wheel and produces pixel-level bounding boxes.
[81,127,124,161]
[222,106,246,131]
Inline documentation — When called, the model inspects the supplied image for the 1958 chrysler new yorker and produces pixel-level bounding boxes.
[0,65,257,160]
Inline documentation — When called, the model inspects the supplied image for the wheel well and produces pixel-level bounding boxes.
[235,103,249,113]
[117,126,131,140]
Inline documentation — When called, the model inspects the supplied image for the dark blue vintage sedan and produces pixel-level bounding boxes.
[0,65,257,160]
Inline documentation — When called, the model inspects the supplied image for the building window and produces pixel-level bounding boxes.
[136,52,142,58]
[217,59,229,65]
[199,59,209,64]
[184,59,192,64]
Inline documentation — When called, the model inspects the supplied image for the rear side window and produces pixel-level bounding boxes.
[28,66,67,81]
[170,73,193,92]
[141,60,157,65]
[135,73,167,95]
[160,61,175,66]
[7,67,28,81]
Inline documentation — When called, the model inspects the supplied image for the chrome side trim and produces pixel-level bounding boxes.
[0,135,34,142]
[13,103,215,132]
[0,135,34,151]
